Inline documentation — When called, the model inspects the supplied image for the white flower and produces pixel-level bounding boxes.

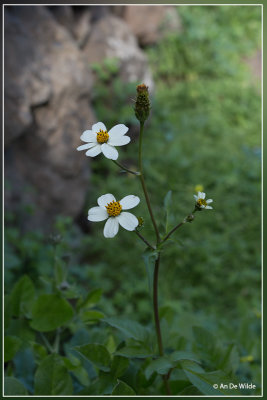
[77,122,130,160]
[194,191,213,209]
[88,193,140,238]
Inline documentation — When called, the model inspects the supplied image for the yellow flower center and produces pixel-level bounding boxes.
[106,200,122,217]
[97,129,109,144]
[197,198,207,207]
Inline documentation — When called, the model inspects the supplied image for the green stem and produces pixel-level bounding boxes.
[53,328,61,353]
[112,160,139,176]
[135,230,155,250]
[137,121,170,394]
[138,123,160,244]
[161,221,185,244]
[40,333,54,353]
[153,254,171,395]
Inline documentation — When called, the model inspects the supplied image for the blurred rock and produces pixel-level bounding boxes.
[49,6,92,48]
[4,6,94,230]
[123,5,182,46]
[83,15,154,88]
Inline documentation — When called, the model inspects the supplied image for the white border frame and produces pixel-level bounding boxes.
[2,3,263,398]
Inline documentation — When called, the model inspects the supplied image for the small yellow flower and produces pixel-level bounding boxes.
[195,184,204,193]
[240,355,254,363]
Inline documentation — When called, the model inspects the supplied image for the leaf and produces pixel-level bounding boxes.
[4,377,28,395]
[103,317,149,343]
[170,350,201,364]
[9,275,35,317]
[181,360,240,395]
[164,190,172,233]
[30,294,74,332]
[34,354,73,395]
[75,343,111,372]
[116,345,153,359]
[77,288,103,310]
[4,336,22,362]
[80,310,105,323]
[145,357,172,380]
[142,248,158,297]
[112,380,136,395]
[164,190,172,210]
[110,355,130,379]
[217,343,239,375]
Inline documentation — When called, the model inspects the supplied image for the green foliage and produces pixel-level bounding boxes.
[34,354,73,395]
[112,380,136,395]
[4,377,28,395]
[30,294,74,332]
[4,5,261,396]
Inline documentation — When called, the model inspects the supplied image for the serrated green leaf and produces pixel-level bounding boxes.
[103,317,149,343]
[170,350,201,364]
[181,360,241,395]
[145,357,172,380]
[4,377,28,395]
[4,336,22,362]
[112,380,136,395]
[116,346,153,359]
[75,343,111,372]
[30,294,74,332]
[34,354,73,395]
[9,275,35,317]
[110,355,130,379]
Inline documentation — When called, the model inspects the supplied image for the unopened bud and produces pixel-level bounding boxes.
[134,84,150,123]
[184,214,195,223]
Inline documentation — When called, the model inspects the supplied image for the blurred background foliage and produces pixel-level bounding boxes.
[5,6,261,395]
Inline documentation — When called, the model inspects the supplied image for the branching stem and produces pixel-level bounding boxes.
[112,160,139,175]
[135,231,155,250]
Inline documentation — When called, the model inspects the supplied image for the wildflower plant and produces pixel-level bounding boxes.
[78,84,214,395]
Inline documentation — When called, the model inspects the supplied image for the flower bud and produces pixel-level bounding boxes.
[134,84,150,124]
[184,214,195,223]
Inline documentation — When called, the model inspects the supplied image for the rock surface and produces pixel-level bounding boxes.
[4,6,94,230]
[4,5,155,231]
[123,5,182,46]
[83,15,153,87]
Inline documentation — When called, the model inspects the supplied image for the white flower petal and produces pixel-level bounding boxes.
[200,205,206,208]
[101,143,119,160]
[77,142,97,151]
[117,212,138,231]
[108,124,129,139]
[80,130,97,143]
[97,193,116,208]
[193,194,198,200]
[206,199,213,204]
[199,192,206,199]
[92,122,107,133]
[88,206,108,222]
[85,145,102,157]
[205,206,213,209]
[108,135,131,147]
[104,217,119,238]
[120,195,140,210]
